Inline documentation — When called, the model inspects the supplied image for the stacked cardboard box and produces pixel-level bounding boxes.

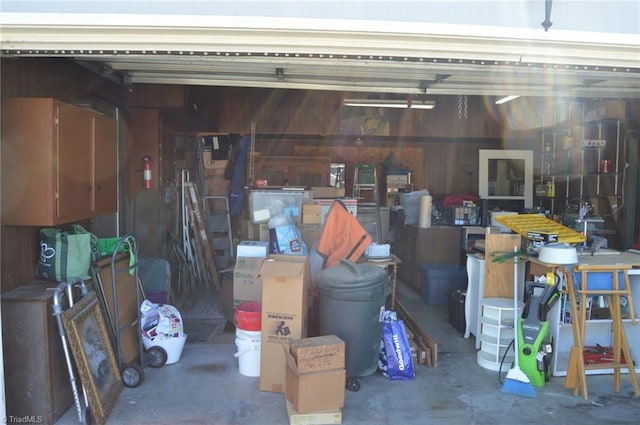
[285,335,346,417]
[296,223,322,249]
[202,158,228,196]
[218,242,268,321]
[259,255,309,393]
[285,400,342,425]
[236,240,270,258]
[302,203,322,224]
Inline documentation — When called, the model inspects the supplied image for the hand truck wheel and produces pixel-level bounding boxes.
[346,377,361,392]
[147,346,168,368]
[121,363,145,388]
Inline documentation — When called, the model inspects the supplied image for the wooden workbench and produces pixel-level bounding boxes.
[531,249,640,400]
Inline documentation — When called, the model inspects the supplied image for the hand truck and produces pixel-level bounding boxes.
[91,233,167,389]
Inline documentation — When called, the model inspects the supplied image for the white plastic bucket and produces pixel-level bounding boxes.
[234,330,261,377]
[143,334,188,365]
[235,328,261,342]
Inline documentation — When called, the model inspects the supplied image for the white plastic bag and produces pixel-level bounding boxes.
[140,299,184,340]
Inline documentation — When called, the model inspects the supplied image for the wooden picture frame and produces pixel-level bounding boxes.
[62,292,123,425]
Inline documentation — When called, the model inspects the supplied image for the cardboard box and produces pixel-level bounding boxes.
[302,203,322,224]
[233,257,264,306]
[284,346,346,414]
[296,223,322,249]
[237,240,270,258]
[202,153,228,170]
[290,335,345,374]
[242,219,270,241]
[386,174,409,185]
[259,255,309,393]
[526,231,559,243]
[315,198,357,224]
[311,186,346,199]
[285,399,342,425]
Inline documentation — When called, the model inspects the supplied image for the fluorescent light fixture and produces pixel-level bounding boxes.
[409,100,436,110]
[343,99,435,109]
[495,95,520,105]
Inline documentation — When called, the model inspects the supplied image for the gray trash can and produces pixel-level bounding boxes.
[316,260,388,391]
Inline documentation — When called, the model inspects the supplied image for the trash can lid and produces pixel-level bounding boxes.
[317,260,386,289]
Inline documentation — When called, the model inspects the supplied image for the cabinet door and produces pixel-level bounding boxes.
[92,114,118,214]
[56,104,93,220]
[1,98,57,225]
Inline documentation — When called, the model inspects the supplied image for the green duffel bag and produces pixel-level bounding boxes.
[35,224,97,282]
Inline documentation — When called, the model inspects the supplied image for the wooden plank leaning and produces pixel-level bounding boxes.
[184,182,221,290]
[396,300,438,368]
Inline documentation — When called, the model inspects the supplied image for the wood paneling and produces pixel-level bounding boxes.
[0,58,125,106]
[295,145,423,194]
[216,87,342,134]
[125,84,184,108]
[129,109,161,197]
[0,57,535,293]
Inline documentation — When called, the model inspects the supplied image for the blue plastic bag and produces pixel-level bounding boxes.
[379,318,415,380]
[268,214,308,256]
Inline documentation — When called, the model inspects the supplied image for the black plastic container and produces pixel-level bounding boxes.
[448,290,466,334]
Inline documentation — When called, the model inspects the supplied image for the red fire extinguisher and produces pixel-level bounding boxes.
[142,156,152,189]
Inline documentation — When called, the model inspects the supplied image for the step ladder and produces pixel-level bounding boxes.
[181,171,221,290]
[203,195,234,273]
[353,164,382,243]
[195,137,234,274]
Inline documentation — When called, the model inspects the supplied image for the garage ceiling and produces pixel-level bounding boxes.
[1,13,639,100]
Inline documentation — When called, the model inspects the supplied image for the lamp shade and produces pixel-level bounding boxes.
[538,243,578,265]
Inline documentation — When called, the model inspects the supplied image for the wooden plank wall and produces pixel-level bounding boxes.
[0,58,530,293]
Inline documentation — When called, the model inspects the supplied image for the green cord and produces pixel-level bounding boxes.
[490,250,527,263]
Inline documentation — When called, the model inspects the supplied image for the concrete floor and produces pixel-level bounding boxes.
[55,281,640,425]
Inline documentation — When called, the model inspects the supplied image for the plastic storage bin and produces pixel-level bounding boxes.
[573,271,627,290]
[420,264,468,306]
[316,261,388,382]
[248,189,308,224]
[138,258,171,304]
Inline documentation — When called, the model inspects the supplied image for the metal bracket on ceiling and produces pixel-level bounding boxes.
[541,0,553,32]
[583,79,605,88]
[275,67,284,81]
[72,59,132,89]
[435,74,451,84]
[417,81,430,103]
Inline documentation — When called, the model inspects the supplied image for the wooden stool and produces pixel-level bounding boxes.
[564,264,639,400]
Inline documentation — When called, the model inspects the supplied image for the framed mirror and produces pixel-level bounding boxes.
[478,149,533,208]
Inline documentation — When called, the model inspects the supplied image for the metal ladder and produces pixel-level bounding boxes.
[353,164,382,243]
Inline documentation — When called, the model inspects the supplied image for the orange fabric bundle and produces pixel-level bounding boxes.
[316,200,372,268]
